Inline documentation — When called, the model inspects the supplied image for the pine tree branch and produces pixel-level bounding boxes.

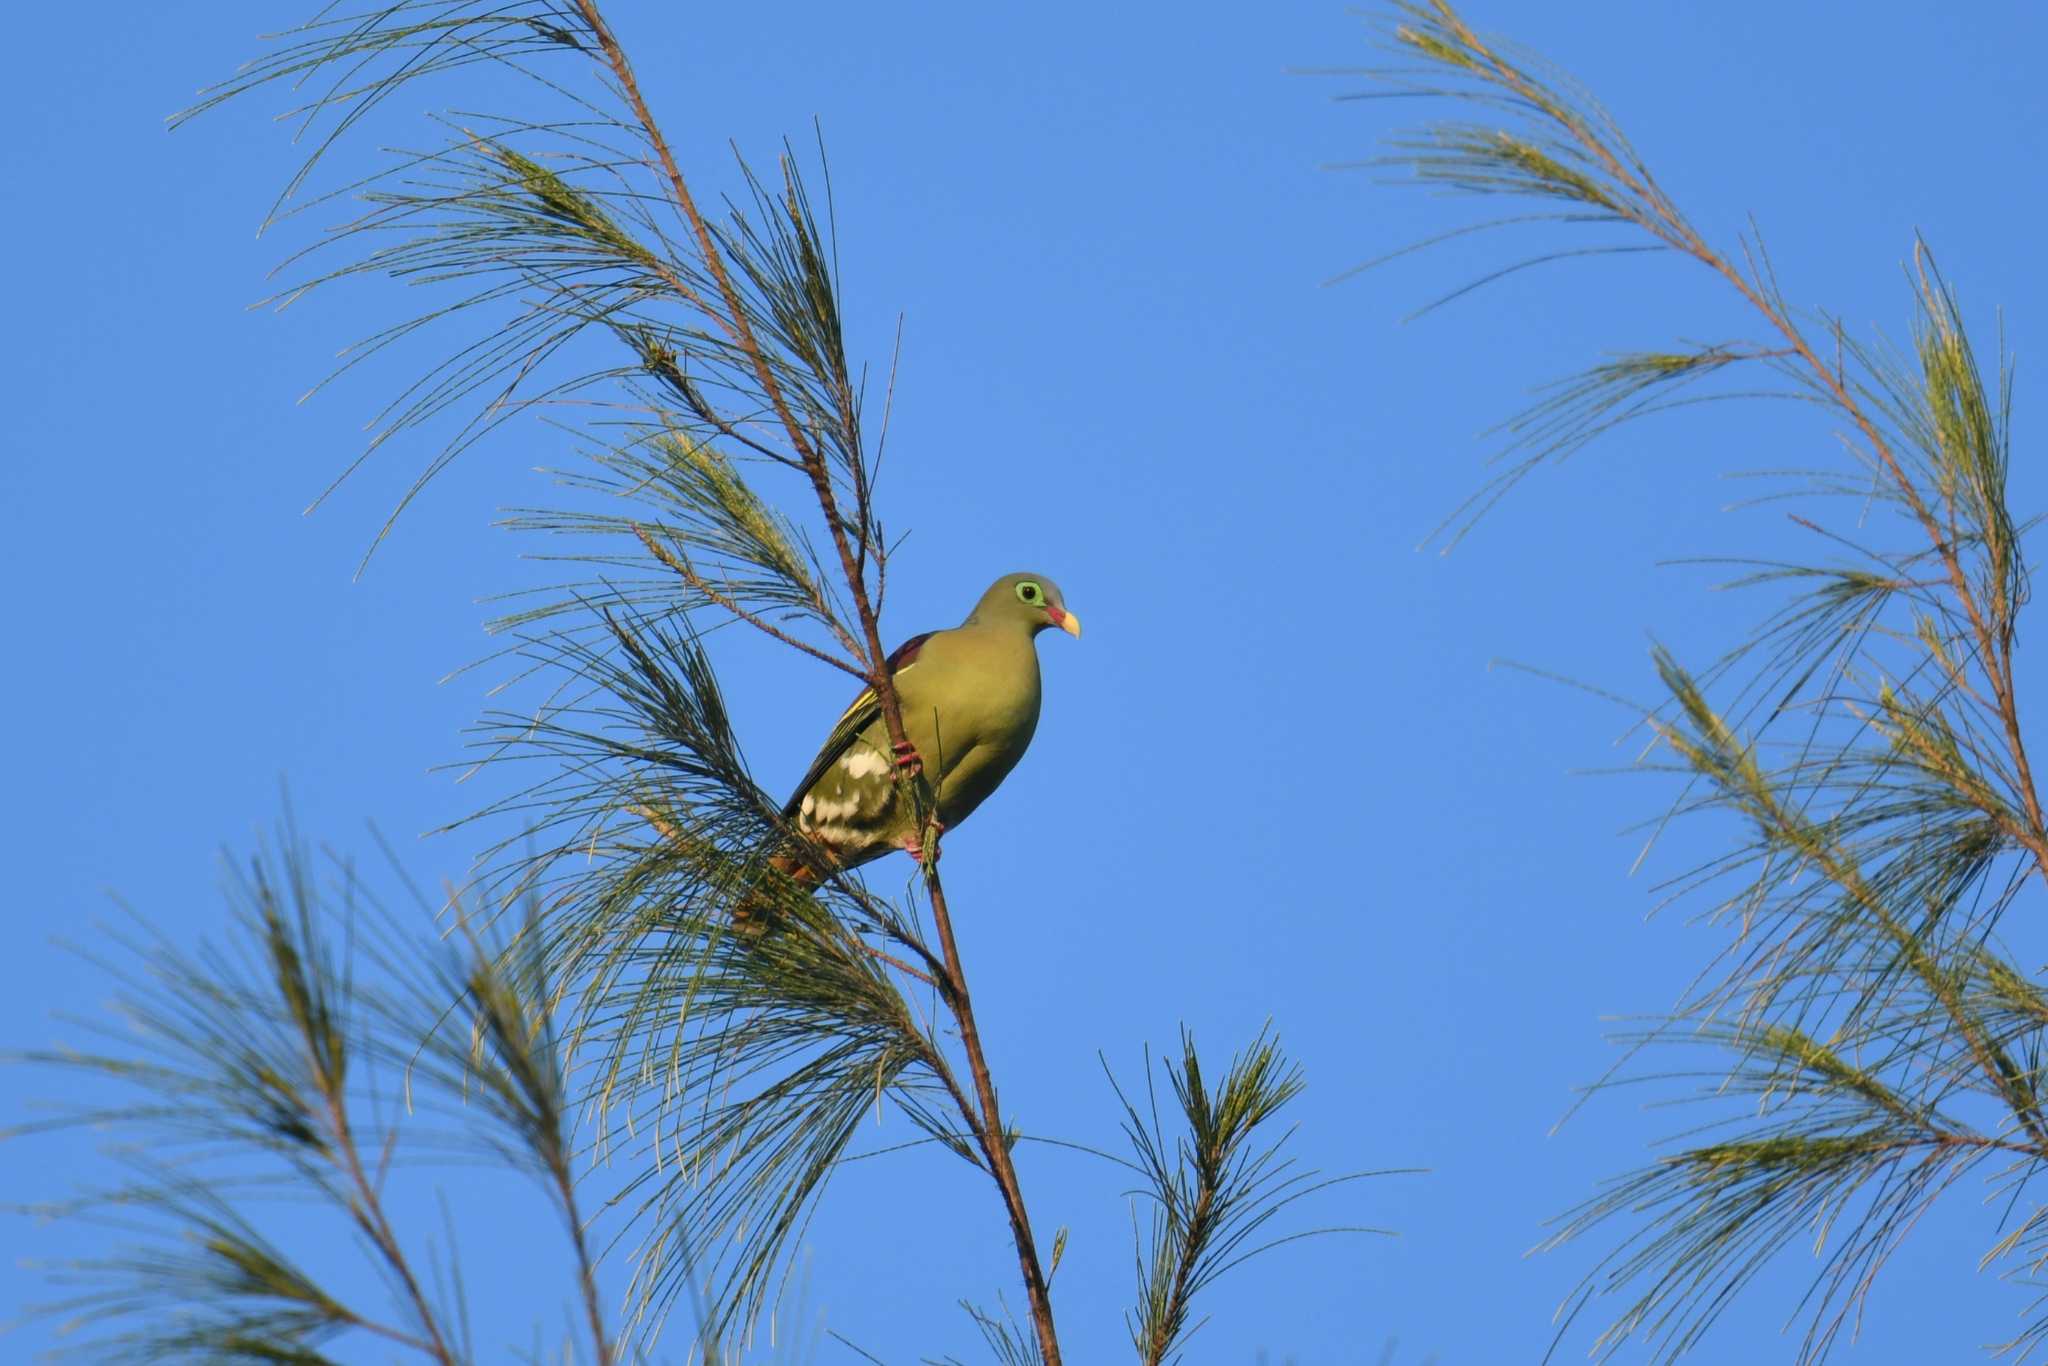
[631,522,867,678]
[546,1111,612,1366]
[1657,656,2048,1150]
[176,5,1069,1352]
[323,1093,458,1366]
[570,9,1063,1356]
[1367,7,2048,1353]
[1411,0,2048,882]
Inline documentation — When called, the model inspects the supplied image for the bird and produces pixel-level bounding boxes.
[763,573,1080,897]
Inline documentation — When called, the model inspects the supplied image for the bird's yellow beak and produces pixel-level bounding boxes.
[1052,606,1082,639]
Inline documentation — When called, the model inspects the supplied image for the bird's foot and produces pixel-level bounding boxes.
[892,739,924,777]
[900,818,946,866]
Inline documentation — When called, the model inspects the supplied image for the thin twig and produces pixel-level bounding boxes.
[627,804,939,991]
[580,7,1062,1355]
[325,1095,457,1364]
[556,1148,613,1366]
[632,524,866,678]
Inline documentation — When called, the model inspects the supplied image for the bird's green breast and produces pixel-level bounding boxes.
[897,624,1042,826]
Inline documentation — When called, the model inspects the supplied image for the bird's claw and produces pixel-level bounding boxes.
[892,739,923,775]
[901,818,946,866]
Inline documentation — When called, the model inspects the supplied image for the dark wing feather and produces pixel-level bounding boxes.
[780,632,935,819]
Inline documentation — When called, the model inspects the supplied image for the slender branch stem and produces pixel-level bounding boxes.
[325,1096,456,1365]
[854,937,940,990]
[1142,1176,1218,1366]
[553,1154,613,1366]
[649,355,808,470]
[575,0,826,476]
[632,523,867,677]
[578,7,1061,1356]
[920,856,1062,1363]
[332,1311,440,1358]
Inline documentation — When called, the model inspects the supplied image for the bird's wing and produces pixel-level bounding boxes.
[781,632,934,819]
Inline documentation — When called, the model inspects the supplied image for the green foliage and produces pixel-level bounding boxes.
[8,836,606,1363]
[12,5,1383,1365]
[1116,1029,1389,1366]
[1350,2,2048,1360]
[455,595,959,1347]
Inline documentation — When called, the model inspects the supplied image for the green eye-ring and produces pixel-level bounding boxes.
[1015,580,1043,605]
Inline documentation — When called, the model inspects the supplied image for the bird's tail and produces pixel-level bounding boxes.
[732,849,827,935]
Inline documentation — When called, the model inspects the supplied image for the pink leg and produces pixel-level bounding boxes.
[900,817,947,865]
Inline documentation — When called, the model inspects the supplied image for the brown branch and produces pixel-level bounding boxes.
[580,7,1061,1355]
[851,938,939,991]
[323,1095,456,1364]
[648,353,807,471]
[631,523,867,679]
[1142,1178,1219,1366]
[442,884,615,1366]
[580,0,885,679]
[310,1308,440,1359]
[553,1138,613,1366]
[813,865,958,985]
[912,856,1062,1362]
[575,1,825,473]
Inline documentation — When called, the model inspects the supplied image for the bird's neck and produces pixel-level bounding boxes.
[961,612,1039,636]
[952,619,1042,672]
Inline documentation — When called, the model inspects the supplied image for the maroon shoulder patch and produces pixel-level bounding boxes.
[886,631,935,673]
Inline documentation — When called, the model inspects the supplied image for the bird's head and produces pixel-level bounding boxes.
[968,573,1082,639]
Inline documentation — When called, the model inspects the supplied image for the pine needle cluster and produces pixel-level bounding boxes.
[9,836,608,1364]
[1346,2,2048,1360]
[10,3,1377,1362]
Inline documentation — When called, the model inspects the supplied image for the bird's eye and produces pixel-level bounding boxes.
[1015,581,1042,604]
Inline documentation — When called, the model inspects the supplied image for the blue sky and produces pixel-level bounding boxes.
[5,3,2047,1362]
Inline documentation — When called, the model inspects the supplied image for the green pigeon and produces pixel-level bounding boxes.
[770,573,1080,889]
